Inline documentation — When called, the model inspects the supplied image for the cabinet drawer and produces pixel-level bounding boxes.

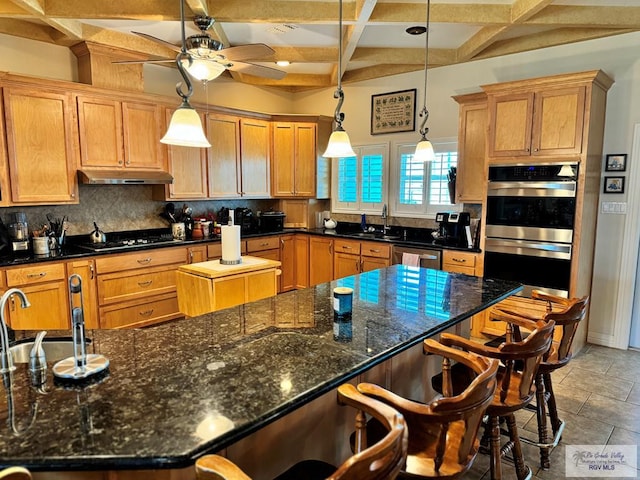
[246,236,280,252]
[443,251,477,268]
[334,239,361,255]
[100,294,181,329]
[95,247,186,274]
[6,262,66,286]
[97,266,177,305]
[361,241,390,259]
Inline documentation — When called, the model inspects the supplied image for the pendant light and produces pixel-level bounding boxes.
[414,0,435,162]
[322,0,356,158]
[161,0,211,148]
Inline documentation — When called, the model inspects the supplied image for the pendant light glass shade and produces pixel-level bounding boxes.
[323,127,356,158]
[183,58,226,82]
[161,103,211,147]
[414,138,435,162]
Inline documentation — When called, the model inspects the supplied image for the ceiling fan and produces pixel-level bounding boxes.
[117,15,286,81]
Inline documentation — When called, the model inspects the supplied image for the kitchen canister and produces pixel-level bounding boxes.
[171,222,186,241]
[32,236,50,255]
[333,286,353,342]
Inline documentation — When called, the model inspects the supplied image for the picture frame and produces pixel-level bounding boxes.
[603,176,625,194]
[371,89,416,135]
[605,153,627,172]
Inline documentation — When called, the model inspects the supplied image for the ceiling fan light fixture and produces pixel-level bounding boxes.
[276,60,290,67]
[183,58,226,81]
[161,103,211,148]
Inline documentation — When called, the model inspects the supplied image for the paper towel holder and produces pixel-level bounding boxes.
[220,258,242,265]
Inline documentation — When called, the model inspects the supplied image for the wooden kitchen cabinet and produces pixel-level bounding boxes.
[361,242,392,273]
[76,95,165,170]
[4,262,70,330]
[187,245,207,264]
[294,234,310,289]
[247,236,282,291]
[484,74,594,160]
[309,237,333,286]
[453,92,487,203]
[206,113,271,198]
[271,122,317,197]
[279,234,295,292]
[2,85,78,204]
[333,239,391,279]
[66,258,99,330]
[442,250,479,276]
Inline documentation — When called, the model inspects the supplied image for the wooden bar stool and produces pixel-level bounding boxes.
[0,467,31,480]
[356,337,499,479]
[195,383,408,480]
[437,316,554,480]
[499,290,589,469]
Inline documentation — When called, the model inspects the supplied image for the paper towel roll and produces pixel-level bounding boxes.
[221,225,241,265]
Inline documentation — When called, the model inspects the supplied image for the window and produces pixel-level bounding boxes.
[331,144,388,213]
[390,140,460,218]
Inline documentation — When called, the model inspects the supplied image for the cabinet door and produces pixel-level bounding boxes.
[309,237,333,286]
[3,86,78,204]
[294,234,309,289]
[5,282,69,330]
[271,122,295,196]
[240,118,270,198]
[0,92,9,206]
[280,235,295,292]
[207,113,240,198]
[362,256,390,273]
[334,252,360,279]
[77,95,124,168]
[532,86,585,156]
[67,258,99,330]
[122,101,165,170]
[164,108,208,200]
[455,98,487,203]
[487,92,534,157]
[187,245,207,264]
[294,123,317,197]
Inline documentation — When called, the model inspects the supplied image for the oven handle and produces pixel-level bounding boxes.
[485,237,571,260]
[487,180,576,197]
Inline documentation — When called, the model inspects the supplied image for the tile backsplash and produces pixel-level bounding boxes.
[0,185,281,237]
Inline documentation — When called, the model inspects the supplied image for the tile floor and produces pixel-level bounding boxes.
[466,343,640,479]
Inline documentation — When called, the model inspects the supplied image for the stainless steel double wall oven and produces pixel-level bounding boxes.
[483,163,578,297]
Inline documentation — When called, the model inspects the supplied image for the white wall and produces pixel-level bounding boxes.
[1,30,640,348]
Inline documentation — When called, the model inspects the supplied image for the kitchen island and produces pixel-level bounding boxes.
[0,265,521,478]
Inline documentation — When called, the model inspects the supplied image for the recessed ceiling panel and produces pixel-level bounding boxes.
[220,23,338,48]
[359,23,482,49]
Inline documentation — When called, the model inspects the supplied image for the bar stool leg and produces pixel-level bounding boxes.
[545,372,563,435]
[505,413,531,480]
[489,415,503,480]
[535,374,551,469]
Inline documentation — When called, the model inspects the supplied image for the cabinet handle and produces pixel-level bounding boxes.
[138,280,153,287]
[452,258,467,263]
[369,249,380,253]
[261,242,269,247]
[280,238,284,246]
[118,160,123,165]
[329,244,333,254]
[356,259,360,271]
[189,251,194,262]
[360,259,364,272]
[10,296,15,312]
[136,257,152,265]
[342,246,352,250]
[90,263,95,280]
[139,309,154,317]
[27,272,47,278]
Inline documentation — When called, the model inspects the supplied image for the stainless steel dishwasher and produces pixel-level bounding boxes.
[391,245,442,269]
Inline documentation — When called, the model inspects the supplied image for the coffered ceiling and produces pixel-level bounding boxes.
[1,0,639,91]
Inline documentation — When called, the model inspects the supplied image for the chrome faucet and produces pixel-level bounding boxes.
[381,204,390,233]
[0,288,31,373]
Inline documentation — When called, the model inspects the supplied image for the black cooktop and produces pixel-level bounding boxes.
[74,229,176,252]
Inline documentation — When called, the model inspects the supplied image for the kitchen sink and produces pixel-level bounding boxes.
[345,232,401,241]
[9,339,89,364]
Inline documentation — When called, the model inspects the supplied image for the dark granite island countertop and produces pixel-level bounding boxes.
[0,266,521,472]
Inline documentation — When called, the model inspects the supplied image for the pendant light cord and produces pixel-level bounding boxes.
[175,0,194,106]
[333,0,346,128]
[418,0,431,139]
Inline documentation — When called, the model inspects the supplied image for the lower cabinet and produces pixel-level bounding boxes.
[333,239,391,280]
[279,234,295,292]
[294,234,310,289]
[442,250,479,276]
[94,247,186,328]
[309,237,333,286]
[4,262,69,330]
[246,236,282,291]
[66,258,99,329]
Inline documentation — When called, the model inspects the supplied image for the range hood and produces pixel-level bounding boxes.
[78,169,173,185]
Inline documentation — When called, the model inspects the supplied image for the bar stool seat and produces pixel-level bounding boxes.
[0,467,31,480]
[356,336,499,479]
[195,383,408,480]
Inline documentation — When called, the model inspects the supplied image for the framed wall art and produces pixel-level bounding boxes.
[371,89,416,135]
[605,153,627,172]
[604,176,625,194]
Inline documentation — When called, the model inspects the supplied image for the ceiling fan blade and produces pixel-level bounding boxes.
[226,61,286,80]
[112,59,174,65]
[132,31,181,53]
[218,43,275,62]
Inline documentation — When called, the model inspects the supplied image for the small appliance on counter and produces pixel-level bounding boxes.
[258,210,286,233]
[433,211,472,248]
[234,207,256,235]
[8,212,29,251]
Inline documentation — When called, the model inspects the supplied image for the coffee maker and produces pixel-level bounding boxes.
[434,212,471,248]
[7,212,29,251]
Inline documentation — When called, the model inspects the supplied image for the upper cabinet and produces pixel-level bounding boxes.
[77,95,165,170]
[2,85,79,204]
[453,92,487,203]
[271,122,317,197]
[206,113,270,199]
[482,71,611,162]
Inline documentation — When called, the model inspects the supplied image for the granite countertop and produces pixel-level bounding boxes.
[0,265,520,471]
